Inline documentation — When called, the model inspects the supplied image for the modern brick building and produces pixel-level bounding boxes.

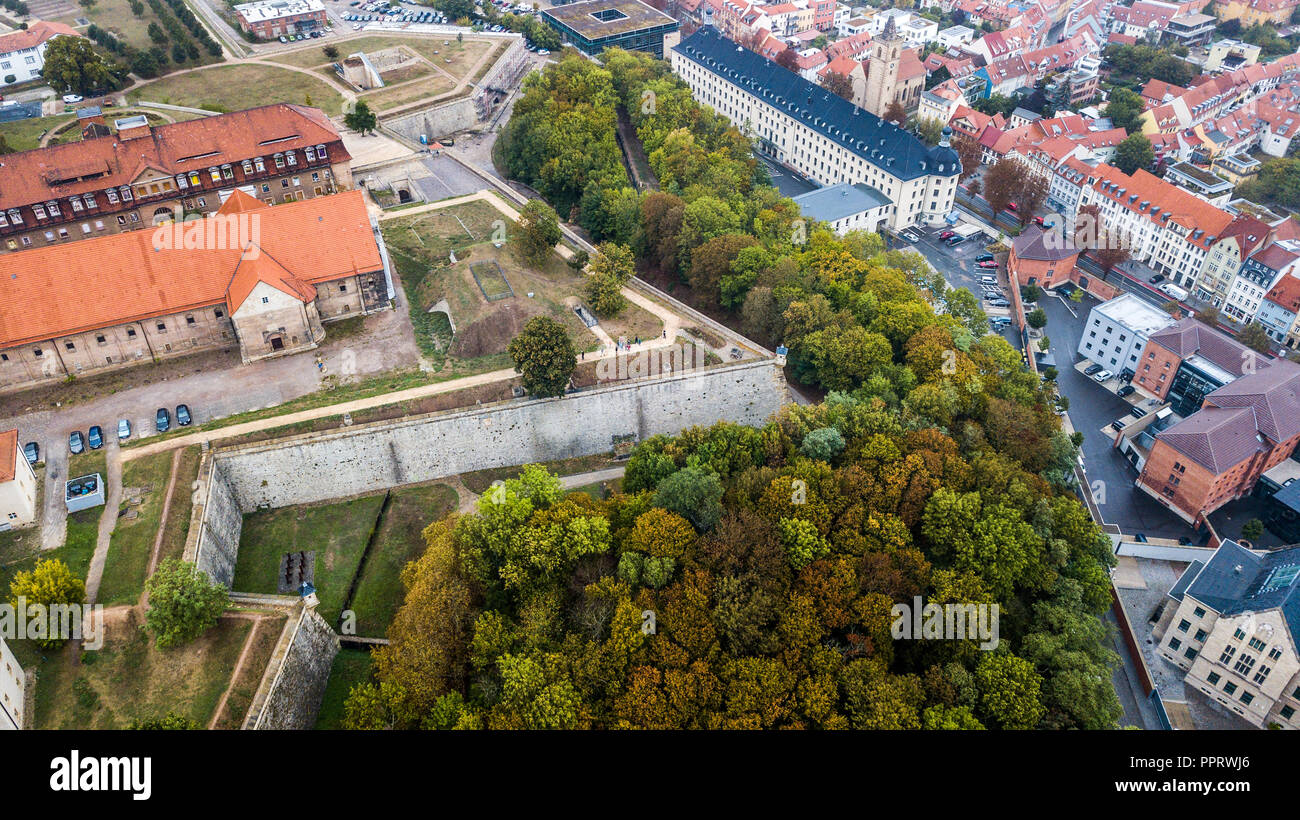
[1158,539,1300,728]
[234,0,328,39]
[0,190,391,390]
[0,104,351,254]
[1134,317,1270,413]
[1136,356,1300,524]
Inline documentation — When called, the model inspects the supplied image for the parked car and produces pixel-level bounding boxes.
[1134,533,1149,543]
[176,404,192,426]
[985,298,1010,308]
[1117,385,1136,398]
[1110,420,1125,431]
[975,253,994,263]
[1093,369,1113,382]
[69,431,85,455]
[946,235,967,246]
[118,419,132,441]
[1034,215,1045,226]
[939,230,955,239]
[155,407,171,433]
[87,425,104,450]
[62,94,83,104]
[1129,406,1146,419]
[1084,363,1103,376]
[23,442,38,465]
[1149,273,1165,285]
[1005,201,1017,211]
[977,260,998,269]
[279,35,288,43]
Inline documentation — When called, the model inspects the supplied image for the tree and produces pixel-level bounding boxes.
[343,99,377,135]
[515,199,562,266]
[130,712,200,729]
[820,70,854,102]
[883,101,907,126]
[323,44,339,61]
[144,559,228,648]
[1237,322,1272,354]
[952,135,982,180]
[1113,133,1155,175]
[8,558,85,648]
[653,465,724,531]
[916,116,944,147]
[1026,307,1047,329]
[1241,519,1265,541]
[585,242,634,316]
[40,35,123,96]
[776,47,799,71]
[983,158,1032,219]
[1104,87,1146,135]
[507,315,576,398]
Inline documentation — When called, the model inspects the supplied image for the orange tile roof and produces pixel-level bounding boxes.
[0,429,15,483]
[0,21,80,55]
[1089,165,1233,250]
[0,190,380,348]
[226,247,318,313]
[0,103,345,212]
[1265,274,1300,313]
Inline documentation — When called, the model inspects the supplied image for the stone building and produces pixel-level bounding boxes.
[0,104,351,254]
[0,190,390,390]
[0,429,36,530]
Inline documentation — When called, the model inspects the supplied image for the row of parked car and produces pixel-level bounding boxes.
[30,405,194,462]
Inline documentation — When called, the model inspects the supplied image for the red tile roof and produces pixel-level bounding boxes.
[0,190,380,348]
[0,429,16,483]
[0,21,80,55]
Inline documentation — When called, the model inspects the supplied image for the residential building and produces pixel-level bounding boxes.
[1158,540,1300,729]
[0,21,82,87]
[671,26,961,230]
[234,0,328,38]
[1078,293,1177,375]
[0,104,351,254]
[1135,317,1267,412]
[1162,12,1217,46]
[0,429,36,531]
[1204,38,1262,74]
[1109,0,1180,40]
[1213,0,1300,26]
[1223,242,1300,324]
[1256,274,1300,347]
[934,24,975,49]
[1212,153,1261,184]
[542,0,680,57]
[1163,162,1234,206]
[1008,224,1079,290]
[1195,214,1272,306]
[0,632,22,730]
[791,181,892,234]
[0,190,391,390]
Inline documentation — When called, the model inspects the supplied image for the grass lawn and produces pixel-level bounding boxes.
[32,616,250,729]
[361,75,456,111]
[314,647,374,729]
[157,447,201,565]
[347,483,457,636]
[233,494,386,626]
[210,612,287,729]
[0,114,74,152]
[97,451,174,607]
[53,0,223,73]
[131,64,346,115]
[66,449,108,483]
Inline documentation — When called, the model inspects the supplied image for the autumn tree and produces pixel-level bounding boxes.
[8,558,85,649]
[820,70,854,101]
[516,199,563,267]
[585,242,634,316]
[952,135,982,180]
[883,101,907,125]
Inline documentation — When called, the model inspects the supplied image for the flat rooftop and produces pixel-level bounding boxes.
[792,182,891,223]
[235,0,324,21]
[1095,292,1178,336]
[542,0,676,38]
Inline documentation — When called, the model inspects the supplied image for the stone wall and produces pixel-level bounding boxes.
[382,97,479,145]
[214,359,788,511]
[246,602,339,730]
[187,455,243,589]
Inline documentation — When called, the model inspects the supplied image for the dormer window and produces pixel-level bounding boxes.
[221,164,234,180]
[106,189,118,204]
[274,152,285,169]
[176,174,189,190]
[243,159,253,175]
[71,197,84,212]
[209,166,221,182]
[188,172,201,186]
[6,208,19,225]
[286,150,297,166]
[32,204,46,219]
[46,201,60,217]
[254,156,266,172]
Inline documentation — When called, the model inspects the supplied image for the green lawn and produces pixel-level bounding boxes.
[157,447,201,565]
[211,612,286,729]
[33,617,250,729]
[0,114,74,152]
[314,647,374,730]
[54,0,224,73]
[233,494,386,626]
[131,64,346,115]
[97,451,174,606]
[348,483,457,636]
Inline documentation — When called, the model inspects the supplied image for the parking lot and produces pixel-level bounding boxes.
[898,224,1019,339]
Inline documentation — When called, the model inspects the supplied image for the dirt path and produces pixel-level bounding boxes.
[84,441,122,606]
[207,612,269,730]
[138,448,184,609]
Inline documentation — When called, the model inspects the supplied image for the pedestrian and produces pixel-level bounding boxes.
[635,336,640,346]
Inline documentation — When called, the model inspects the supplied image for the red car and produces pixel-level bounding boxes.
[1006,202,1018,211]
[977,260,998,269]
[1033,215,1045,226]
[939,230,955,239]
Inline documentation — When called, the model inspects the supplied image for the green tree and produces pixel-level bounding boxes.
[343,99,377,135]
[975,652,1046,729]
[8,558,86,649]
[584,242,634,316]
[1026,308,1047,330]
[1113,133,1155,175]
[41,35,124,95]
[1241,519,1264,541]
[652,465,723,531]
[130,712,201,729]
[507,315,575,398]
[515,199,563,266]
[1237,322,1272,354]
[143,559,228,648]
[1104,87,1147,135]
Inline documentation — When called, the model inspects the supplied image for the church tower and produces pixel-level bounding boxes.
[863,16,902,119]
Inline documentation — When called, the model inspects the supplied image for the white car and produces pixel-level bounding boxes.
[62,94,83,104]
[1093,370,1113,383]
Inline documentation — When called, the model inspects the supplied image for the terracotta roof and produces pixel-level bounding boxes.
[0,21,80,55]
[226,247,318,313]
[1252,243,1300,273]
[1264,274,1300,313]
[0,190,380,348]
[0,103,345,213]
[1088,166,1233,251]
[1012,224,1077,260]
[0,429,15,484]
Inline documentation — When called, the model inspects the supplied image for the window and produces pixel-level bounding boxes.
[1240,691,1254,706]
[1233,655,1256,676]
[1220,645,1237,664]
[1234,628,1247,640]
[1253,666,1271,685]
[214,309,224,318]
[64,342,74,351]
[1223,681,1238,695]
[1177,619,1191,632]
[1268,647,1282,661]
[1184,647,1198,660]
[186,315,195,325]
[96,335,106,345]
[1194,606,1206,618]
[32,348,41,357]
[156,323,166,332]
[1168,637,1182,650]
[261,296,270,304]
[127,328,136,338]
[339,283,347,292]
[1194,629,1207,642]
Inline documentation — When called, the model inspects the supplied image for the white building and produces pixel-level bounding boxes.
[935,24,976,49]
[1158,540,1300,729]
[791,182,892,234]
[0,22,82,88]
[1223,242,1300,325]
[1078,293,1177,373]
[672,27,961,231]
[0,429,36,531]
[0,633,23,730]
